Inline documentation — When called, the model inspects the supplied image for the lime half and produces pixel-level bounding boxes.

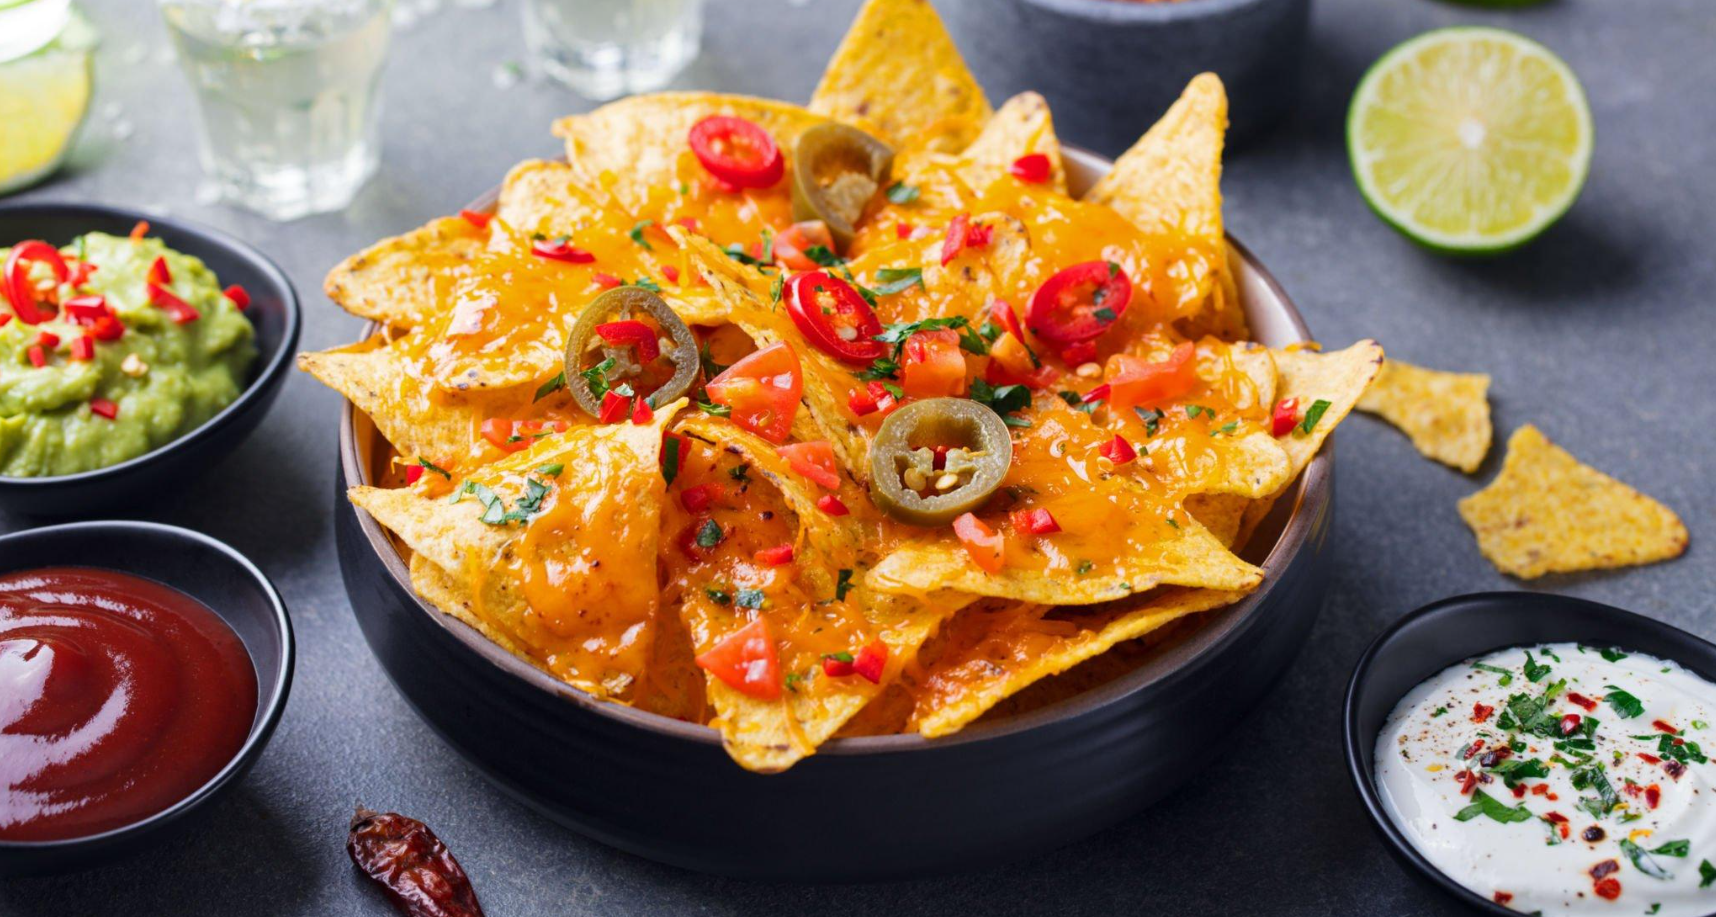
[1347,27,1593,254]
[0,7,95,196]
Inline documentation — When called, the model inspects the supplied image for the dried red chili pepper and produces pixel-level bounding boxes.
[347,808,486,917]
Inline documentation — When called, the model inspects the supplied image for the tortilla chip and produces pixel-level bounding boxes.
[351,406,678,699]
[553,92,826,216]
[1458,425,1687,579]
[492,158,629,240]
[1083,74,1228,319]
[297,338,484,465]
[909,586,1251,737]
[1187,493,1247,548]
[956,92,1066,196]
[1175,243,1249,341]
[810,0,992,153]
[324,215,487,329]
[1357,359,1492,473]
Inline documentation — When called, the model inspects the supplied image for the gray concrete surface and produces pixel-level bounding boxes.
[3,0,1712,913]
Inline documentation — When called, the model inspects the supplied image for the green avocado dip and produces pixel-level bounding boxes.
[0,230,257,477]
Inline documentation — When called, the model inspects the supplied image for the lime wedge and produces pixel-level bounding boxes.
[0,8,95,196]
[1347,28,1592,254]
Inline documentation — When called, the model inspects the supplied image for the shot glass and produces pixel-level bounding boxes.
[523,0,703,101]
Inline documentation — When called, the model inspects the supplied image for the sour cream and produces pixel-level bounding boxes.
[1376,643,1716,915]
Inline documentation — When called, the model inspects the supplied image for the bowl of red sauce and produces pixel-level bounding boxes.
[0,520,292,875]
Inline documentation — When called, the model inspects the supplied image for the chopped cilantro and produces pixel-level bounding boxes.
[1135,406,1164,436]
[415,458,452,479]
[699,342,729,379]
[855,357,900,381]
[694,519,724,549]
[886,182,919,204]
[734,588,765,609]
[1297,398,1332,435]
[705,587,732,605]
[660,435,681,485]
[1184,404,1212,419]
[769,271,784,304]
[628,219,654,250]
[1605,686,1645,719]
[1453,789,1534,825]
[728,463,750,483]
[580,357,617,399]
[835,568,854,601]
[1523,652,1552,683]
[1076,559,1093,575]
[1431,706,1448,717]
[1600,646,1628,662]
[1653,840,1691,858]
[804,245,845,267]
[871,266,924,295]
[785,672,803,693]
[698,400,731,417]
[970,378,1032,426]
[534,371,566,401]
[1700,860,1716,888]
[1621,838,1675,881]
[532,463,563,477]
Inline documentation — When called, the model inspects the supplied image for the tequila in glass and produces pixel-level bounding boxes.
[523,0,702,101]
[159,0,392,221]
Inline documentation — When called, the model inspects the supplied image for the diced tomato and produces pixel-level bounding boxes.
[704,342,803,443]
[687,115,784,189]
[1058,341,1097,366]
[984,336,1059,389]
[895,221,915,239]
[848,381,900,418]
[89,397,118,420]
[223,284,250,311]
[0,314,10,328]
[458,209,492,229]
[679,483,722,514]
[595,320,661,363]
[598,390,631,424]
[773,221,834,271]
[631,395,654,424]
[754,543,795,566]
[777,440,841,489]
[952,512,1004,573]
[1027,260,1132,343]
[663,265,680,284]
[1473,703,1494,723]
[405,464,425,485]
[36,331,58,348]
[1008,153,1052,184]
[593,272,623,290]
[822,653,855,678]
[940,213,993,266]
[3,240,69,325]
[1010,508,1060,535]
[694,617,781,700]
[26,345,46,368]
[1105,341,1197,414]
[532,238,596,263]
[147,256,172,287]
[1271,397,1300,437]
[900,328,967,398]
[816,494,849,516]
[676,217,699,232]
[69,336,94,361]
[785,270,886,364]
[481,418,531,453]
[1099,434,1137,465]
[853,640,887,683]
[147,282,200,324]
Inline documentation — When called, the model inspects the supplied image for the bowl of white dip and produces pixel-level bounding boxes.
[1345,592,1716,917]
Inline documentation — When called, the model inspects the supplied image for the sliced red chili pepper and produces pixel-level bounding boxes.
[36,331,59,348]
[1099,434,1136,465]
[754,543,795,566]
[852,640,887,683]
[1559,713,1582,735]
[594,320,661,363]
[1645,784,1661,809]
[1027,260,1132,344]
[662,265,680,284]
[939,213,974,266]
[784,271,886,364]
[128,221,149,242]
[694,617,781,700]
[1566,692,1598,711]
[89,398,118,420]
[1463,739,1485,759]
[593,272,623,290]
[147,256,172,286]
[26,345,46,368]
[822,653,855,678]
[147,282,200,324]
[816,494,849,516]
[1081,384,1110,405]
[69,335,94,361]
[598,390,631,424]
[89,314,124,341]
[1639,752,1662,764]
[687,115,784,189]
[1473,703,1494,723]
[480,418,531,453]
[459,209,492,229]
[532,238,596,264]
[631,395,654,424]
[679,483,721,514]
[777,440,841,489]
[1009,153,1052,184]
[1593,878,1620,901]
[1654,719,1679,735]
[848,380,899,418]
[223,284,250,310]
[1456,770,1478,795]
[952,512,1005,573]
[4,241,69,325]
[1058,341,1097,366]
[895,221,915,239]
[1010,508,1061,535]
[1271,398,1300,437]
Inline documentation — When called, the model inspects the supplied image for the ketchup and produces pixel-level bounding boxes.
[0,567,257,842]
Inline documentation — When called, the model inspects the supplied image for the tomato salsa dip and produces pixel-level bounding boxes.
[1376,643,1716,915]
[0,222,256,477]
[0,567,256,842]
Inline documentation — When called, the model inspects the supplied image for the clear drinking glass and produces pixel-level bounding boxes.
[523,0,703,101]
[158,0,393,221]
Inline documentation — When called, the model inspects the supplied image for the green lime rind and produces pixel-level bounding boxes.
[1346,26,1593,256]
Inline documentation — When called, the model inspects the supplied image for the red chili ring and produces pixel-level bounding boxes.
[1026,260,1132,344]
[688,115,784,189]
[4,241,70,325]
[784,270,886,364]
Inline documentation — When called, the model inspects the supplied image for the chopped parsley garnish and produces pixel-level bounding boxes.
[1184,404,1213,419]
[1076,560,1094,575]
[705,587,732,605]
[1057,390,1097,414]
[1523,652,1552,683]
[534,371,566,401]
[728,463,750,483]
[770,271,784,304]
[628,219,654,250]
[822,651,854,664]
[1213,421,1238,436]
[970,378,1032,427]
[533,463,563,477]
[660,435,682,485]
[835,568,854,601]
[452,478,550,526]
[631,277,663,292]
[699,342,729,379]
[723,243,767,267]
[1453,789,1534,825]
[785,672,803,692]
[804,245,845,267]
[1487,756,1549,788]
[885,182,919,204]
[1604,685,1645,719]
[1431,706,1448,718]
[415,458,452,479]
[1092,307,1116,324]
[580,357,617,399]
[698,400,731,417]
[1472,661,1514,686]
[734,588,766,609]
[871,267,924,295]
[1700,860,1716,888]
[1297,398,1332,435]
[694,519,724,549]
[855,356,901,381]
[1571,762,1620,819]
[1652,840,1691,858]
[1600,646,1628,662]
[1135,406,1164,436]
[1620,838,1675,880]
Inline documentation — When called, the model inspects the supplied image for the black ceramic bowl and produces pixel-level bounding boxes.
[0,203,301,517]
[333,149,1334,880]
[0,520,294,876]
[1344,592,1716,915]
[943,0,1309,152]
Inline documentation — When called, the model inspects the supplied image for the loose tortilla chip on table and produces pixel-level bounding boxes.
[810,0,992,153]
[351,404,681,701]
[1458,425,1687,579]
[909,586,1253,737]
[1083,73,1229,322]
[324,215,488,329]
[955,92,1067,195]
[1356,358,1492,473]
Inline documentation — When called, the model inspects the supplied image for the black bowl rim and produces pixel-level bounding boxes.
[0,201,303,488]
[0,519,295,852]
[1021,0,1283,23]
[336,144,1332,755]
[1341,591,1716,917]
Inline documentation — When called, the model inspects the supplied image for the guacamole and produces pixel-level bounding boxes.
[0,231,256,477]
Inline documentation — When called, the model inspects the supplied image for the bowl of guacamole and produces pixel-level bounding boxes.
[0,203,300,515]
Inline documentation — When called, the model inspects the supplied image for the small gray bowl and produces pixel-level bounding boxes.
[942,0,1309,153]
